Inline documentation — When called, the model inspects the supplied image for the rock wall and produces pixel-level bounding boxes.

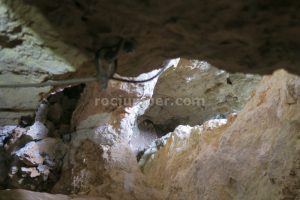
[0,85,85,192]
[142,59,261,133]
[0,0,300,124]
[2,0,300,76]
[142,70,300,200]
[0,66,299,199]
[50,59,260,199]
[0,0,88,124]
[50,70,163,199]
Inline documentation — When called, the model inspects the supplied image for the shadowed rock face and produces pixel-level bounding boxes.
[2,0,300,76]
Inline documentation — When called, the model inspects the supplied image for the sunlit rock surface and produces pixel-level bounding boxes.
[52,59,259,198]
[51,70,163,199]
[142,70,300,200]
[0,68,299,199]
[143,59,261,132]
[138,118,229,170]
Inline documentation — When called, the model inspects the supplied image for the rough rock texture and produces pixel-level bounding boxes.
[139,118,230,170]
[0,0,85,124]
[143,59,261,132]
[0,85,84,192]
[25,121,48,140]
[1,0,300,124]
[51,70,163,199]
[7,136,67,191]
[0,67,299,199]
[0,189,112,200]
[1,0,300,76]
[0,1,299,197]
[142,70,300,200]
[0,189,70,200]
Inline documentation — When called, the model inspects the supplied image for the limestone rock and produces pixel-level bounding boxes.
[0,0,84,125]
[52,139,106,194]
[4,127,30,155]
[34,102,48,123]
[143,59,261,132]
[138,132,171,169]
[0,189,112,200]
[7,137,66,191]
[1,0,300,126]
[139,118,228,170]
[15,142,44,166]
[0,112,34,126]
[142,70,300,200]
[0,85,83,192]
[26,122,48,141]
[0,189,70,200]
[0,125,16,146]
[1,0,300,77]
[36,165,50,181]
[52,70,164,199]
[20,167,40,178]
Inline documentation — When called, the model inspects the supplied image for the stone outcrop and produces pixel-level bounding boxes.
[142,70,300,200]
[142,59,260,132]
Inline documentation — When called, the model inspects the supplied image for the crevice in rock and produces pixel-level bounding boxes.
[0,35,23,48]
[138,60,261,134]
[132,59,261,165]
[0,84,85,192]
